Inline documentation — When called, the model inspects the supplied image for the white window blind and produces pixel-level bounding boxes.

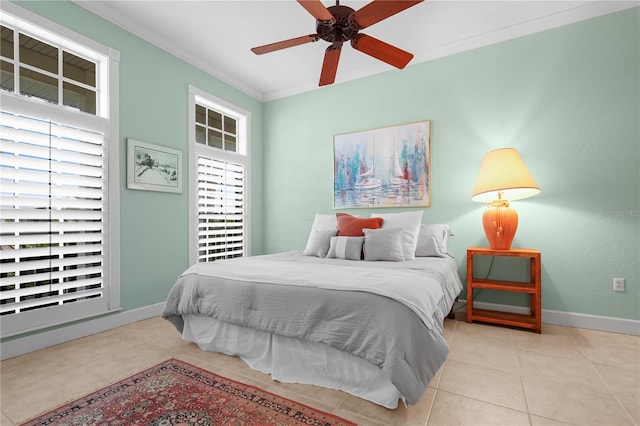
[0,95,110,332]
[197,156,244,262]
[0,4,119,341]
[189,86,250,265]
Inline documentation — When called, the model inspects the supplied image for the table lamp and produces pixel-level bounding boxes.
[472,148,540,250]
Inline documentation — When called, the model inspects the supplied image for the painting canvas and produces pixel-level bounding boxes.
[127,139,182,193]
[334,120,431,208]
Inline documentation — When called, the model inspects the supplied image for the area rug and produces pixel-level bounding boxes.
[21,358,357,426]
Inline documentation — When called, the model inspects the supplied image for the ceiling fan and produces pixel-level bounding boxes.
[251,0,424,86]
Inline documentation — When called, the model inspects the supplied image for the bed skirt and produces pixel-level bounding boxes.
[182,314,405,408]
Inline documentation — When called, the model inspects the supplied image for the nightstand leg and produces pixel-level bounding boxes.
[466,252,473,323]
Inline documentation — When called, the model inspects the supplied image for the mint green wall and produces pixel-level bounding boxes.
[11,1,265,312]
[263,9,639,321]
[7,2,638,331]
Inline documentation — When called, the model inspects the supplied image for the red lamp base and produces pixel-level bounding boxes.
[482,202,518,250]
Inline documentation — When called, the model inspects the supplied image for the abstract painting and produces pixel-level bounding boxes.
[334,120,431,208]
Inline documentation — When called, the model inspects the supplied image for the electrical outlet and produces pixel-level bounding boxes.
[613,278,625,292]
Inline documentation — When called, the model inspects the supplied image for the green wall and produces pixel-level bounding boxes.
[6,2,638,334]
[10,1,265,314]
[263,8,640,321]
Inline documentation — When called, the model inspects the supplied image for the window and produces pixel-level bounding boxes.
[1,24,100,115]
[188,85,250,264]
[0,4,120,338]
[195,104,237,152]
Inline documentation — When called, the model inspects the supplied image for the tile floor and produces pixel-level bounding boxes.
[1,315,638,426]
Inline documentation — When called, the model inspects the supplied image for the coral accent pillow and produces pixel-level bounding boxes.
[336,213,383,236]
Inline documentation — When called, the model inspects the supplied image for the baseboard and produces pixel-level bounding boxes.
[456,300,640,336]
[542,309,640,336]
[0,303,165,361]
[3,300,638,360]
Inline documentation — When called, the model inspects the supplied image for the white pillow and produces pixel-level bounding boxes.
[309,213,338,233]
[373,211,423,260]
[303,229,337,257]
[302,213,338,256]
[327,236,364,260]
[415,224,452,257]
[415,235,443,257]
[362,228,405,262]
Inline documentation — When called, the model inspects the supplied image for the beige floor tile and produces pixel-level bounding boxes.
[427,390,530,425]
[579,343,640,371]
[427,363,444,389]
[452,321,514,346]
[517,350,607,392]
[593,362,640,401]
[85,344,173,382]
[3,366,106,424]
[618,393,640,425]
[571,327,640,350]
[593,355,640,424]
[448,335,519,372]
[50,332,144,365]
[0,346,67,385]
[511,324,585,359]
[336,413,390,426]
[336,386,434,426]
[442,316,458,344]
[523,376,634,425]
[1,411,16,426]
[529,414,572,425]
[439,359,527,411]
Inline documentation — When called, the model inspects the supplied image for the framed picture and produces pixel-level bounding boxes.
[127,139,182,193]
[334,120,431,209]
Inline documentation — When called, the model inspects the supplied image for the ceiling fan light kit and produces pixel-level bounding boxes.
[251,0,423,86]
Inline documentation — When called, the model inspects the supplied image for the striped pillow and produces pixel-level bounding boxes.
[327,236,364,260]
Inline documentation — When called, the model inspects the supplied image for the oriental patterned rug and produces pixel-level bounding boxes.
[20,358,357,426]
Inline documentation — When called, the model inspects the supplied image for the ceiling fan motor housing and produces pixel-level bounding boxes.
[316,5,360,43]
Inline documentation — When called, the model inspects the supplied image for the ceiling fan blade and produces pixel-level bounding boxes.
[297,0,336,23]
[251,34,320,55]
[351,0,423,29]
[351,33,414,69]
[319,45,341,86]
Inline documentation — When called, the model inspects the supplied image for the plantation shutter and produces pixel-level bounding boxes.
[0,95,110,333]
[197,155,244,262]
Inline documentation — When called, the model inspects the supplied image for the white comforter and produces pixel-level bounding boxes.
[182,251,455,332]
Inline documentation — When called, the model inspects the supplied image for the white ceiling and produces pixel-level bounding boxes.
[74,1,638,101]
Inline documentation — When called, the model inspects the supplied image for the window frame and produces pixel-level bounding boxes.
[187,85,251,265]
[195,104,239,152]
[0,2,120,338]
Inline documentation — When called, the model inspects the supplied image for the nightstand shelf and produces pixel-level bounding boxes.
[466,247,541,333]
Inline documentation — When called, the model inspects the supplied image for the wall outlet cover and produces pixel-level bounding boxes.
[613,278,625,292]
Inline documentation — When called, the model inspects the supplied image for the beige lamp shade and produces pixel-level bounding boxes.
[472,148,541,203]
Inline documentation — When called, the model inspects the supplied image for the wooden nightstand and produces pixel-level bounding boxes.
[466,247,541,333]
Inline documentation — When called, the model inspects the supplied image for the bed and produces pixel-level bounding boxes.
[162,212,463,409]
